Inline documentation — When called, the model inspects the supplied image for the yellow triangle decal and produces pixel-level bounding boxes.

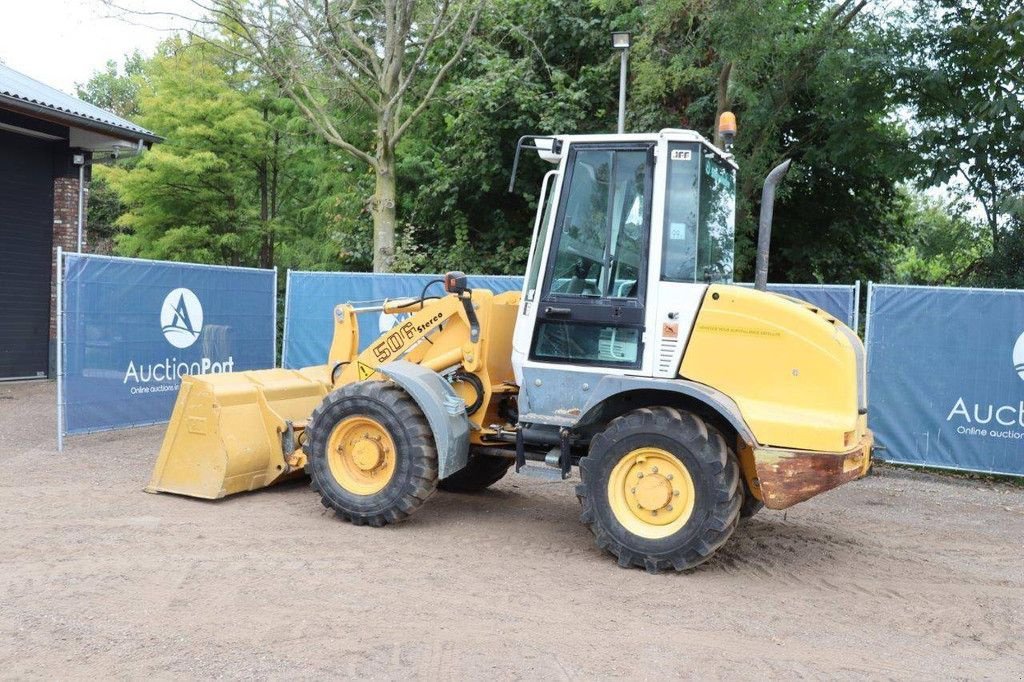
[357,362,376,381]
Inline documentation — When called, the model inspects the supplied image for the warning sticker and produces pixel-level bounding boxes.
[357,362,376,380]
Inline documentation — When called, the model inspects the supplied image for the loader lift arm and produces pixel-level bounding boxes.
[330,288,484,388]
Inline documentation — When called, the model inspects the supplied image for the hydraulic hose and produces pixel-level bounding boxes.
[455,371,485,415]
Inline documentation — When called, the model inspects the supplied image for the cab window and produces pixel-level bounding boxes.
[661,144,736,283]
[697,152,736,283]
[661,143,700,282]
[524,173,558,301]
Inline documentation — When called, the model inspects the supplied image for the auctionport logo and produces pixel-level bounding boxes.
[123,286,234,390]
[161,288,203,349]
[944,329,1024,441]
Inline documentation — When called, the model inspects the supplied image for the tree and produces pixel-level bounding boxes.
[901,0,1024,249]
[625,0,916,282]
[75,51,147,119]
[91,0,996,289]
[888,190,990,285]
[156,0,486,272]
[100,37,299,266]
[77,36,410,272]
[388,0,620,273]
[82,173,127,254]
[977,198,1024,287]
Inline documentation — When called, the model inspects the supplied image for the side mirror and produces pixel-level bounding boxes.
[444,271,469,294]
[508,135,562,192]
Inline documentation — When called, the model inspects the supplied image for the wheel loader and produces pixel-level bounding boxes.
[147,120,872,572]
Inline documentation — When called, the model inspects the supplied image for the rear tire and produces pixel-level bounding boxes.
[304,381,438,526]
[438,452,513,493]
[577,407,742,573]
[706,423,763,520]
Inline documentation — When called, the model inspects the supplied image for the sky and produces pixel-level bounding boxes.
[0,0,195,95]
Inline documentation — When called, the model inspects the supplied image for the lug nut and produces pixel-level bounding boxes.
[673,490,680,497]
[637,472,644,478]
[651,510,658,516]
[651,466,659,474]
[667,474,674,481]
[631,487,636,494]
[667,504,674,512]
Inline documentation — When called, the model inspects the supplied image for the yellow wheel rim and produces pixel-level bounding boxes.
[326,416,397,495]
[607,447,696,540]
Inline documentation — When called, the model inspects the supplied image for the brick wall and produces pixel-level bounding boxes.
[49,175,88,339]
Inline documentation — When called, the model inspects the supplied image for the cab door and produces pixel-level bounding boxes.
[518,142,655,423]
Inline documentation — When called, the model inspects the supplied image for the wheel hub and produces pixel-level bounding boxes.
[326,416,396,495]
[632,473,673,511]
[607,447,696,538]
[351,439,384,471]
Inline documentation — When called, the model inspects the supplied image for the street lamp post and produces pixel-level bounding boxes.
[612,31,631,134]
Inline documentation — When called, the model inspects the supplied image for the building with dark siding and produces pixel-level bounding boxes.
[0,63,160,380]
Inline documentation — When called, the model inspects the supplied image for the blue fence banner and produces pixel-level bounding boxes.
[737,282,859,329]
[282,271,523,368]
[59,254,276,438]
[866,283,1024,477]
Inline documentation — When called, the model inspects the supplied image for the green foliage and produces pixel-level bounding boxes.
[84,36,367,270]
[625,0,920,282]
[888,190,990,285]
[83,171,125,253]
[897,0,1024,286]
[901,0,1024,239]
[75,52,147,119]
[390,0,618,273]
[106,39,265,264]
[77,0,1023,290]
[964,198,1024,288]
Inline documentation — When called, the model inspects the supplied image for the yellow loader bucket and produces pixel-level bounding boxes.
[146,367,330,499]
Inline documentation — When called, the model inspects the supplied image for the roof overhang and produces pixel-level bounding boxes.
[0,95,162,148]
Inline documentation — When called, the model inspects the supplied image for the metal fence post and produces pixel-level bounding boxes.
[864,281,874,354]
[853,279,861,334]
[281,269,292,369]
[56,247,64,453]
[272,266,279,368]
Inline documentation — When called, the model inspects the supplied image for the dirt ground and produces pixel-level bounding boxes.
[1,380,1023,679]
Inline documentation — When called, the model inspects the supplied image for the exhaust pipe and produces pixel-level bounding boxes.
[754,159,792,291]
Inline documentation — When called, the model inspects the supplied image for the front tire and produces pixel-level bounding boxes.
[305,381,438,526]
[577,407,742,572]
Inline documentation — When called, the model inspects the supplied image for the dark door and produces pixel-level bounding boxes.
[530,143,654,369]
[0,129,54,379]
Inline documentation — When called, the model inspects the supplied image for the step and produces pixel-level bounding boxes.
[516,464,566,481]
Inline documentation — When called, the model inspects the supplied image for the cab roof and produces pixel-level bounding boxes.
[536,129,738,170]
